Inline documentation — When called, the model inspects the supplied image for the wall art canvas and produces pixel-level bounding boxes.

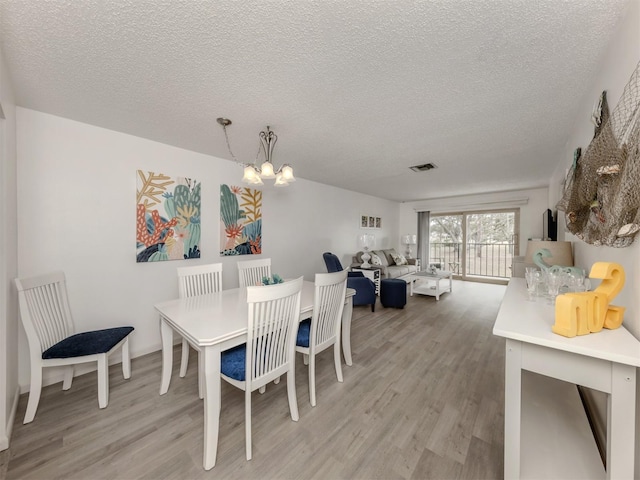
[220,184,262,256]
[136,170,201,262]
[360,214,382,229]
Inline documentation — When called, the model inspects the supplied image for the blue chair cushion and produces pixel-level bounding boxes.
[296,319,311,348]
[42,326,134,359]
[221,344,247,381]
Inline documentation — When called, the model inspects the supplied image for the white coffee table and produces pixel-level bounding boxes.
[402,270,452,300]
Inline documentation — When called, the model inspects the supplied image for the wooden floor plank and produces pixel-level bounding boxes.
[2,280,507,479]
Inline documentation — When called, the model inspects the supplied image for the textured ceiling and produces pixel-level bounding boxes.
[0,0,632,201]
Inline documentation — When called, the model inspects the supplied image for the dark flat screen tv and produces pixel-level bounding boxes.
[543,209,557,241]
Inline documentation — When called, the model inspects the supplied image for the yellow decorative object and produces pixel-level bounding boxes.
[587,292,608,333]
[604,305,626,330]
[553,295,585,337]
[552,262,626,338]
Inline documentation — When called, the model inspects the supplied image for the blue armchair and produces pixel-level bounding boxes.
[323,252,376,312]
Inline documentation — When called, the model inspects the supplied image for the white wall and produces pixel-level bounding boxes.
[549,0,640,475]
[399,188,549,256]
[550,1,640,338]
[0,46,19,451]
[15,107,400,389]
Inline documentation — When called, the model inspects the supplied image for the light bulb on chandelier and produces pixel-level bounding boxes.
[217,118,295,187]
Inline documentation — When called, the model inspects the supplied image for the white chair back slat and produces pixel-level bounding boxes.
[246,277,302,385]
[238,258,272,288]
[32,284,60,350]
[177,263,223,299]
[24,288,48,348]
[312,271,348,349]
[46,282,69,345]
[17,271,75,353]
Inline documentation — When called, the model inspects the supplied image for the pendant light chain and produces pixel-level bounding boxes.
[220,122,261,166]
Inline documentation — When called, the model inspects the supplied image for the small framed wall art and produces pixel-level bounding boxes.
[361,214,382,229]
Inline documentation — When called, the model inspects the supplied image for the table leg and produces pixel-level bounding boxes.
[341,297,354,366]
[449,273,453,292]
[504,339,522,479]
[606,363,636,480]
[159,317,173,395]
[202,345,222,470]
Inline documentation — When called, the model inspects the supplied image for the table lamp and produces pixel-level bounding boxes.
[359,234,376,268]
[402,234,417,258]
[524,240,573,269]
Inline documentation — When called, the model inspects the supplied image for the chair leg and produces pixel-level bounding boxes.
[333,341,343,383]
[308,355,316,407]
[24,365,42,424]
[122,338,131,379]
[62,366,74,390]
[180,338,190,378]
[97,354,109,409]
[371,303,375,312]
[245,389,252,460]
[286,368,299,421]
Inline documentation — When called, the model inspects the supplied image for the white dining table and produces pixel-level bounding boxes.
[155,281,355,470]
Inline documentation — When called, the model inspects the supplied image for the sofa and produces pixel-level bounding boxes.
[351,248,419,279]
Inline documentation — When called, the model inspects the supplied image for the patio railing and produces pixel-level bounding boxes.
[429,242,515,278]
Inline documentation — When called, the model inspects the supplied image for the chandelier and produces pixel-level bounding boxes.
[217,117,296,187]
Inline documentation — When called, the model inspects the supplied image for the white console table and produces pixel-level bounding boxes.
[493,278,639,480]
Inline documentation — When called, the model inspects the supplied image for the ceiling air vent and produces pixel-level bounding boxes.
[409,163,437,172]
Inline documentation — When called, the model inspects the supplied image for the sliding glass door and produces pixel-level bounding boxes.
[429,209,519,281]
[429,214,463,274]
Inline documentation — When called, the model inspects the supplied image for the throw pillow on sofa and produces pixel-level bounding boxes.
[382,249,398,265]
[372,250,390,266]
[391,252,408,265]
[371,253,383,266]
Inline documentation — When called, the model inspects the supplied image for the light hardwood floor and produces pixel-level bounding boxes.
[1,280,507,480]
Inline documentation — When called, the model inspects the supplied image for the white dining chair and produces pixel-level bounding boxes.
[15,271,134,424]
[296,270,348,406]
[220,276,303,460]
[177,263,223,399]
[237,258,271,287]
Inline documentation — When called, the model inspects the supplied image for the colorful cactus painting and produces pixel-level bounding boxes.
[220,184,262,256]
[136,170,201,262]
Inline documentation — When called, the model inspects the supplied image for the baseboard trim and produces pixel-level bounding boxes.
[0,386,20,451]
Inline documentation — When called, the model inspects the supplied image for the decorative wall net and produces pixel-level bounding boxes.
[557,62,640,247]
